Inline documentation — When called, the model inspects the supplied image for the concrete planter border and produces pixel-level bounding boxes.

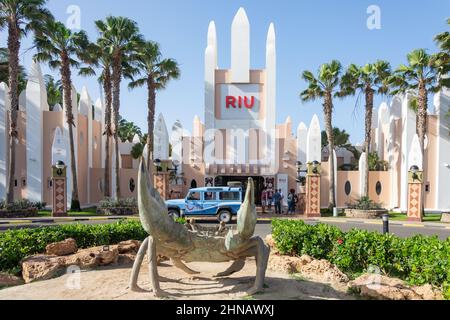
[96,207,138,216]
[0,208,38,218]
[344,208,388,219]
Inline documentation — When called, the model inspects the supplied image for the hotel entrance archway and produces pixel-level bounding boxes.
[214,176,265,205]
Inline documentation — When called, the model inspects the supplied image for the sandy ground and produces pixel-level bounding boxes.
[0,259,355,300]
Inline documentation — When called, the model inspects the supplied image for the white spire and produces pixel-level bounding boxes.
[231,7,250,83]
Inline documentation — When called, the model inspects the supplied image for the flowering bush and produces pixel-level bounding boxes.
[272,219,450,299]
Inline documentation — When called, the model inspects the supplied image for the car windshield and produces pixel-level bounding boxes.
[187,192,200,201]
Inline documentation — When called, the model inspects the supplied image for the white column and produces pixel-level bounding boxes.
[231,8,250,83]
[0,83,9,199]
[79,86,93,203]
[306,114,321,163]
[204,21,217,165]
[265,23,276,173]
[297,122,308,165]
[153,113,170,160]
[170,120,184,174]
[359,152,367,197]
[434,89,450,210]
[400,93,416,211]
[25,61,46,202]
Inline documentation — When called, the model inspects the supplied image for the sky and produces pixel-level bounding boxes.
[0,0,449,144]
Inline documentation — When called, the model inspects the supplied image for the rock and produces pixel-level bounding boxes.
[118,254,136,265]
[299,259,349,284]
[97,247,119,266]
[21,246,119,283]
[21,255,66,283]
[412,284,444,300]
[0,273,24,287]
[117,240,141,254]
[45,238,78,256]
[348,274,431,300]
[441,212,450,223]
[265,235,276,249]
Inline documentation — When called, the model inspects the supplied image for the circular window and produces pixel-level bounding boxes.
[376,181,382,195]
[344,181,351,196]
[129,178,136,193]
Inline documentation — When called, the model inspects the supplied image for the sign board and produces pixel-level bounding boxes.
[219,84,261,120]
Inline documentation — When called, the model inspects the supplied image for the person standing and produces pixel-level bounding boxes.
[278,189,285,214]
[267,188,273,211]
[287,189,296,214]
[273,189,282,215]
[261,188,268,214]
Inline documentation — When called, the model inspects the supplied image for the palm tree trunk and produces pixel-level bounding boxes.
[417,81,428,157]
[61,51,80,211]
[103,67,112,198]
[324,92,336,209]
[364,87,374,198]
[146,76,156,170]
[112,53,122,199]
[6,19,20,204]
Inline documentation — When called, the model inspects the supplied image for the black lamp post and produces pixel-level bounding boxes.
[153,158,162,173]
[296,161,307,185]
[410,165,420,181]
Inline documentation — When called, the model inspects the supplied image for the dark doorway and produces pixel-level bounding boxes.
[190,179,197,189]
[214,176,265,205]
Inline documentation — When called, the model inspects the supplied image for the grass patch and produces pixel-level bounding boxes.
[389,212,442,222]
[38,207,103,217]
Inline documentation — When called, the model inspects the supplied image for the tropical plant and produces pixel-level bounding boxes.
[43,74,62,109]
[368,152,389,171]
[129,41,180,169]
[300,60,343,209]
[95,16,144,199]
[340,61,392,197]
[0,0,52,203]
[118,118,142,143]
[321,127,350,149]
[389,49,448,157]
[434,18,450,76]
[0,47,27,92]
[130,142,144,160]
[34,19,90,211]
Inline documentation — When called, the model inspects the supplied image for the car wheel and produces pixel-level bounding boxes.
[168,209,180,220]
[217,210,232,224]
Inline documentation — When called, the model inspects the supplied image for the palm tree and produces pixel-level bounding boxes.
[0,47,27,92]
[43,74,62,109]
[0,0,52,203]
[95,16,144,199]
[300,60,342,209]
[118,118,142,143]
[129,41,180,169]
[340,61,392,197]
[34,19,90,211]
[389,49,447,157]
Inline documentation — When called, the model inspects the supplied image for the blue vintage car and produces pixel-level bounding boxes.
[165,187,243,223]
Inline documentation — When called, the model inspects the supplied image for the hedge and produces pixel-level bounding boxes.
[272,219,450,299]
[0,220,147,274]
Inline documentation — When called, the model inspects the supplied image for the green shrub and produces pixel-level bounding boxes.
[0,199,47,211]
[99,198,137,208]
[271,219,450,299]
[346,196,382,210]
[0,220,147,274]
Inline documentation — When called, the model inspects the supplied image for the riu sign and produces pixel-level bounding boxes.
[226,96,255,109]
